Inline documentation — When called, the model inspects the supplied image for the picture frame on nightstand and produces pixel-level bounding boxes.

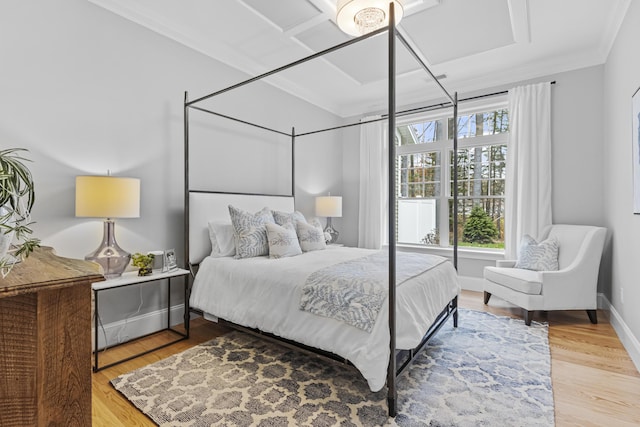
[162,248,178,272]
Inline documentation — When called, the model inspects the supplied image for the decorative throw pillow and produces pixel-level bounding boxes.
[307,217,323,230]
[207,221,236,257]
[228,205,275,259]
[515,235,559,271]
[265,222,302,259]
[308,217,330,243]
[296,221,326,252]
[272,210,306,228]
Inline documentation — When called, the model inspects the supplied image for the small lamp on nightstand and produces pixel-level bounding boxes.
[316,194,342,244]
[75,175,140,279]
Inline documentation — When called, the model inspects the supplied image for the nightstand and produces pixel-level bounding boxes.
[92,268,190,372]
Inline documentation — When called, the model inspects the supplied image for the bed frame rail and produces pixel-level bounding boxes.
[187,288,458,404]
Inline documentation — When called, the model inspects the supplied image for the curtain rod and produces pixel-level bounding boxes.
[298,80,557,137]
[455,80,556,104]
[384,80,557,119]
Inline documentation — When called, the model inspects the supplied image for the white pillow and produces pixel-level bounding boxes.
[228,205,275,259]
[515,235,559,271]
[265,223,302,259]
[272,210,306,228]
[296,221,326,252]
[207,222,236,257]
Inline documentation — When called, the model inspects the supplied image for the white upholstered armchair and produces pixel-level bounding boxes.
[483,224,607,326]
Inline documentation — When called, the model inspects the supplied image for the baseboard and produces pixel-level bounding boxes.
[93,304,186,351]
[598,293,640,373]
[459,276,484,292]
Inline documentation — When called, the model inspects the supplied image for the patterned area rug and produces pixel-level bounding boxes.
[111,309,554,426]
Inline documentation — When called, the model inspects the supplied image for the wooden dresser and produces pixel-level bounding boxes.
[0,247,103,426]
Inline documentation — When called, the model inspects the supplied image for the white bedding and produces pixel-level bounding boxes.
[189,246,460,391]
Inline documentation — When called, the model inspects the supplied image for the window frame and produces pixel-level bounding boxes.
[395,96,509,251]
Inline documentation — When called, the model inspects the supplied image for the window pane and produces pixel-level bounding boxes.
[448,114,477,139]
[447,109,509,139]
[482,109,509,135]
[397,119,445,145]
[450,145,507,197]
[399,152,440,197]
[398,199,440,245]
[449,198,505,248]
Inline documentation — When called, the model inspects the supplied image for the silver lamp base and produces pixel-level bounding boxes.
[324,217,339,244]
[85,219,131,279]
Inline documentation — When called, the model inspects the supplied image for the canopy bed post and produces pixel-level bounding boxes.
[453,91,458,271]
[291,127,296,198]
[452,92,459,327]
[387,1,398,417]
[183,90,191,336]
[184,91,191,270]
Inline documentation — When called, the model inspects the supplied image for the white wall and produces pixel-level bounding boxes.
[603,0,640,363]
[0,0,343,331]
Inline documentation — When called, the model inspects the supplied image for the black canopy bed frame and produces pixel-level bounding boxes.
[182,3,459,417]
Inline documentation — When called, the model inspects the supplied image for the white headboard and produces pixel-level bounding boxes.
[188,192,295,265]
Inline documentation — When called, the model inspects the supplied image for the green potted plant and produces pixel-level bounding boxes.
[0,148,40,276]
[131,252,155,276]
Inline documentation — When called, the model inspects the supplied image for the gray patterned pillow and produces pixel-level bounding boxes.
[228,205,275,259]
[272,210,306,228]
[515,235,559,271]
[296,221,326,252]
[265,223,302,259]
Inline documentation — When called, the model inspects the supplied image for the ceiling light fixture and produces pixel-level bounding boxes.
[336,0,404,37]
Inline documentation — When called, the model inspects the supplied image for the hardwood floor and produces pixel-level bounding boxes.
[92,290,640,426]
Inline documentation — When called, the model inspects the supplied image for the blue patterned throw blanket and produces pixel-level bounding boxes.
[299,251,446,332]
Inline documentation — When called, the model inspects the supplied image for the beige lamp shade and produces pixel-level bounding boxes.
[315,196,343,218]
[75,176,140,218]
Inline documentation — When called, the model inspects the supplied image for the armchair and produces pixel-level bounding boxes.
[484,224,607,325]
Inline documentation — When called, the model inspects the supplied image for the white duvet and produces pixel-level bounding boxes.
[189,246,460,391]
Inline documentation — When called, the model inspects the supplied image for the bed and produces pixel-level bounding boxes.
[187,192,459,392]
[183,3,461,417]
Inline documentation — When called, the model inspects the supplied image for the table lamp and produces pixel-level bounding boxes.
[75,175,140,278]
[315,195,342,243]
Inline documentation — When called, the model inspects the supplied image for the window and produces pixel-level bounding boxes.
[396,100,508,250]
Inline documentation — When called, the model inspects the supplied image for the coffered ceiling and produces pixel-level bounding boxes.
[88,0,631,117]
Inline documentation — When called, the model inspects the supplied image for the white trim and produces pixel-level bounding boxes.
[598,0,632,61]
[459,275,484,292]
[92,304,186,351]
[598,293,640,374]
[397,243,504,261]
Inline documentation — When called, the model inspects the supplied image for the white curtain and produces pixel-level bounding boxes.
[358,115,387,249]
[505,82,553,259]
